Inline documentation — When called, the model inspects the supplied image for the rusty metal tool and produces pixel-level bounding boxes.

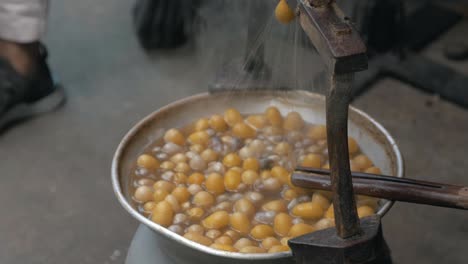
[289,0,367,239]
[282,1,394,263]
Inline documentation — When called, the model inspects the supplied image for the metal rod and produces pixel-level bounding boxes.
[326,73,361,238]
[292,169,468,210]
[296,167,444,188]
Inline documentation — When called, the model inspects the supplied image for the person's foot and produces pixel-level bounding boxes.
[0,41,65,131]
[444,41,468,61]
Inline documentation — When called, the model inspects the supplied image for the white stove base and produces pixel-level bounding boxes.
[126,224,174,264]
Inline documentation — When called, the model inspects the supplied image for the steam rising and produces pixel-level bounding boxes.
[192,0,327,96]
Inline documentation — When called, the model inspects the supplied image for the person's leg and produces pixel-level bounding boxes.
[0,0,64,131]
[0,0,48,75]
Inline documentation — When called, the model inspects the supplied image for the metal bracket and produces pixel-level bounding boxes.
[289,215,392,264]
[297,0,368,74]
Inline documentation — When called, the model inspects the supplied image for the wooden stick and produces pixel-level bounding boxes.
[292,168,468,210]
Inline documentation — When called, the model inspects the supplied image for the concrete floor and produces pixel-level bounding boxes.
[1,0,467,263]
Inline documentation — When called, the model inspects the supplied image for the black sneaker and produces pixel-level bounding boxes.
[133,0,200,50]
[0,43,65,131]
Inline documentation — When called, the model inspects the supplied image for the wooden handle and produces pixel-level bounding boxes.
[292,168,468,210]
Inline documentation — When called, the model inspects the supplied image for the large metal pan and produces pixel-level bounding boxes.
[112,90,404,264]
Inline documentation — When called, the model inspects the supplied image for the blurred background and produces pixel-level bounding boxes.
[0,0,467,263]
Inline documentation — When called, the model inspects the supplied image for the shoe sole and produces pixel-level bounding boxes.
[0,83,66,131]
